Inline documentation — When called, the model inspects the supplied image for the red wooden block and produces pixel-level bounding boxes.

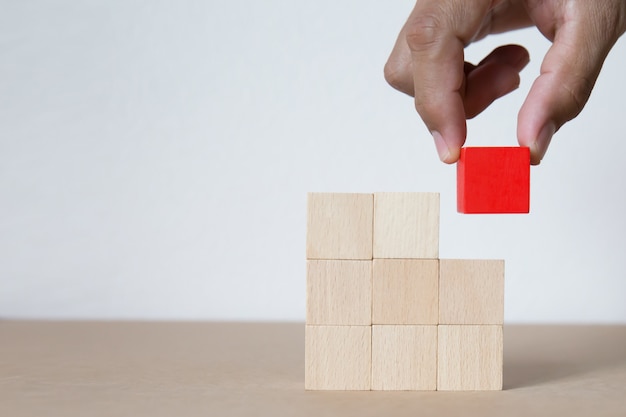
[457,147,530,214]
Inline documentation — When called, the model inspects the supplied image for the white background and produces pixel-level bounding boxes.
[2,1,625,323]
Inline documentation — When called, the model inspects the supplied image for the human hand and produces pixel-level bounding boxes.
[385,0,626,165]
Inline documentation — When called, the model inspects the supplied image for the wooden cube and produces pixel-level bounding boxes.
[371,325,437,390]
[306,193,373,260]
[457,147,530,214]
[439,259,504,325]
[305,325,371,390]
[373,192,439,259]
[306,260,372,325]
[372,259,438,325]
[437,325,503,391]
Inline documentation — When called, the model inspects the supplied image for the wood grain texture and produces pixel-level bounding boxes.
[306,193,373,260]
[372,259,438,325]
[437,325,503,391]
[305,325,371,390]
[3,322,626,415]
[371,325,437,391]
[439,259,504,325]
[306,260,372,325]
[373,192,439,259]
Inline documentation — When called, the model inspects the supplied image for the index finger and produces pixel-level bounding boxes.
[405,1,493,163]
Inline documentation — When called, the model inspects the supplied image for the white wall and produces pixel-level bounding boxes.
[1,1,625,323]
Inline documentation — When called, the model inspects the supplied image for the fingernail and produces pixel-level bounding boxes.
[531,122,556,164]
[432,131,451,163]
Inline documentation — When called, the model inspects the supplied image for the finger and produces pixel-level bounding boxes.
[464,44,529,118]
[384,23,416,96]
[518,3,625,164]
[406,0,494,163]
[487,1,533,35]
[385,1,533,96]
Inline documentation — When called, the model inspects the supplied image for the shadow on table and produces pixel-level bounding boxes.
[504,359,580,389]
[503,326,626,390]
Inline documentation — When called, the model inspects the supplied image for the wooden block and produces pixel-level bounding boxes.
[306,260,372,325]
[373,192,439,259]
[305,325,371,390]
[306,193,373,260]
[437,325,503,391]
[372,259,438,325]
[439,259,504,325]
[371,325,437,390]
[457,147,530,214]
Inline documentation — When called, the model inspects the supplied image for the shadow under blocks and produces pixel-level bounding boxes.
[305,192,504,391]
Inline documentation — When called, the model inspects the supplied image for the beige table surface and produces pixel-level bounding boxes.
[1,322,625,416]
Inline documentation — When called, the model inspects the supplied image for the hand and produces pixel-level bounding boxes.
[385,0,626,165]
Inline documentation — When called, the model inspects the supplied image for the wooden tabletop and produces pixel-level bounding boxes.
[1,322,625,416]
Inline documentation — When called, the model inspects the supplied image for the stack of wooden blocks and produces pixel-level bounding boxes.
[305,192,504,391]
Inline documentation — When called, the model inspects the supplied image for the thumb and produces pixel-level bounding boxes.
[518,4,625,165]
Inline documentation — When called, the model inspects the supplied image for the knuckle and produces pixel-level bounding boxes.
[561,74,594,119]
[413,93,429,115]
[405,14,444,52]
[383,60,404,90]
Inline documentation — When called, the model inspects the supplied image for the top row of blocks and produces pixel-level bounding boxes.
[306,193,439,260]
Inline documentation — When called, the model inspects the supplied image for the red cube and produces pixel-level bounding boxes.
[457,147,530,214]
